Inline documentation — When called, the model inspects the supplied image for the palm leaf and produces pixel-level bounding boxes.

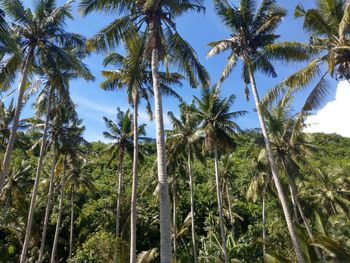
[136,248,158,263]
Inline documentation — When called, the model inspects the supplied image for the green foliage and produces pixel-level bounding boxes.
[67,230,128,263]
[0,1,350,262]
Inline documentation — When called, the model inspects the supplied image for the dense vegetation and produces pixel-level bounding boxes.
[0,0,350,262]
[1,131,350,263]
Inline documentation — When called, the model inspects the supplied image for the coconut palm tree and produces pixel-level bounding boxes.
[50,119,88,263]
[20,56,93,263]
[246,152,272,257]
[306,168,350,217]
[262,90,328,259]
[102,108,148,241]
[167,104,203,263]
[187,87,246,263]
[266,0,350,111]
[66,155,95,259]
[207,1,311,261]
[79,1,209,260]
[103,109,133,240]
[311,211,350,261]
[166,144,187,262]
[0,0,89,191]
[0,161,32,213]
[219,154,237,241]
[100,34,182,262]
[37,139,57,263]
[0,99,28,151]
[0,7,17,58]
[36,97,79,263]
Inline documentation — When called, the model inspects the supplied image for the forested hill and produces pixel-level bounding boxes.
[1,132,349,262]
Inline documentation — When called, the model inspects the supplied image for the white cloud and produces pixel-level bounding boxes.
[75,96,120,115]
[72,96,174,140]
[304,81,350,137]
[74,96,150,121]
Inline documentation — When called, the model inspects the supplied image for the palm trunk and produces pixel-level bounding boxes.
[246,62,305,263]
[130,95,139,263]
[225,184,235,244]
[151,45,172,263]
[69,186,74,259]
[187,145,198,263]
[38,142,57,263]
[281,158,323,261]
[262,189,266,259]
[116,149,125,238]
[50,158,67,263]
[262,174,270,260]
[172,173,177,263]
[289,184,299,223]
[0,47,34,191]
[214,146,228,263]
[20,87,52,263]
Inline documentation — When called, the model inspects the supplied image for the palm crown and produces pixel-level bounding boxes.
[0,0,88,87]
[101,36,183,117]
[79,0,209,88]
[265,0,350,112]
[188,87,246,153]
[103,108,148,161]
[207,0,310,94]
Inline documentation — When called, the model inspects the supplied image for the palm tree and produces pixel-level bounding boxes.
[187,87,246,263]
[103,108,148,242]
[0,161,32,212]
[0,7,17,58]
[207,1,311,261]
[100,35,182,262]
[36,95,79,263]
[0,99,16,148]
[20,56,93,262]
[264,94,319,228]
[0,99,28,151]
[79,1,209,260]
[219,154,237,241]
[306,168,350,217]
[166,144,187,262]
[167,104,203,263]
[103,108,133,240]
[38,139,57,263]
[66,156,95,259]
[246,152,271,257]
[266,0,350,111]
[0,0,89,191]
[50,119,88,263]
[312,211,350,261]
[50,155,68,263]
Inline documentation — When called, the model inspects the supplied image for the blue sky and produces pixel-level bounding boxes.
[20,0,338,142]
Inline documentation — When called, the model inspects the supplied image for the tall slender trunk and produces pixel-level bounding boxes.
[116,149,125,238]
[20,87,52,263]
[281,158,323,261]
[225,184,235,244]
[187,145,198,263]
[214,146,228,263]
[69,186,74,259]
[130,95,139,263]
[172,173,177,263]
[262,174,270,260]
[38,142,57,263]
[246,62,305,263]
[50,158,67,263]
[151,45,172,262]
[289,184,299,223]
[262,189,266,260]
[0,47,34,191]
